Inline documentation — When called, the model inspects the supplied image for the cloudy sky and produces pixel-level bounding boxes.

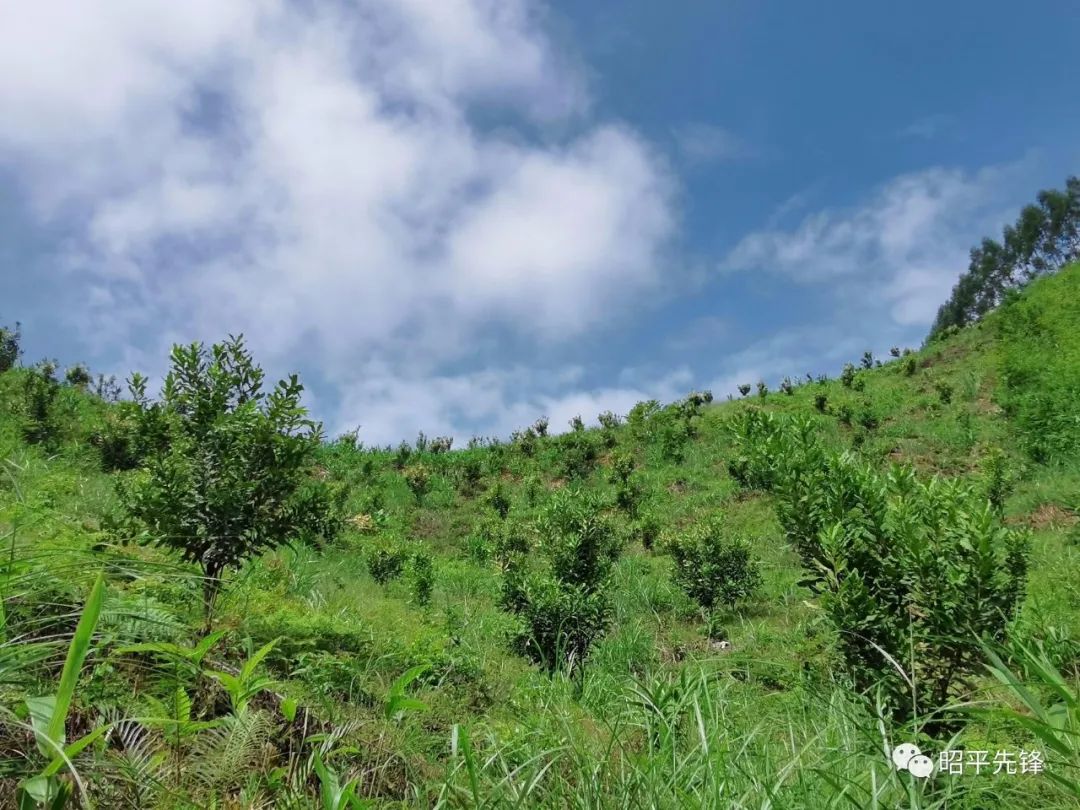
[2,1,1078,444]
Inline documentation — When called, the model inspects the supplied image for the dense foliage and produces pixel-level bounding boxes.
[116,336,343,617]
[930,175,1080,339]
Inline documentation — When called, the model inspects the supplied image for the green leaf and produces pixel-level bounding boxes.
[40,723,110,778]
[241,638,279,681]
[25,696,57,759]
[47,573,106,747]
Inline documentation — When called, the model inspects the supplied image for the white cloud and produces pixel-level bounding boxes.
[721,163,1027,326]
[899,114,955,141]
[0,0,678,441]
[672,123,752,164]
[336,363,692,445]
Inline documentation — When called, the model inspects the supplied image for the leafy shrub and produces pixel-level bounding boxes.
[410,550,435,606]
[840,363,857,388]
[997,272,1080,462]
[20,359,61,445]
[814,393,828,413]
[626,399,661,440]
[0,320,20,372]
[64,363,92,388]
[502,490,620,674]
[568,414,585,432]
[522,474,543,508]
[466,527,493,563]
[533,416,550,437]
[630,510,661,551]
[684,390,713,408]
[404,463,432,503]
[726,410,820,491]
[117,336,336,617]
[609,450,642,516]
[598,410,622,430]
[457,456,484,496]
[779,377,795,396]
[737,384,751,397]
[91,405,144,471]
[861,351,874,369]
[665,517,761,618]
[393,441,412,470]
[756,381,768,398]
[835,402,854,425]
[903,356,918,376]
[367,536,410,584]
[559,429,599,479]
[856,404,879,430]
[429,435,453,454]
[597,410,621,447]
[485,480,512,519]
[775,450,1029,721]
[890,347,901,358]
[511,426,538,457]
[655,412,692,464]
[936,381,954,404]
[980,447,1013,513]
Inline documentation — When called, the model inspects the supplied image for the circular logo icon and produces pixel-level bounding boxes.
[892,743,921,771]
[907,755,934,779]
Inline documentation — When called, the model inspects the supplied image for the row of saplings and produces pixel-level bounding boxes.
[390,402,1031,729]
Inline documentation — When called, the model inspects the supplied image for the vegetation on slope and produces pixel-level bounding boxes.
[0,265,1079,807]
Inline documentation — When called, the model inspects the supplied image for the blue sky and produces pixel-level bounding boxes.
[1,1,1078,444]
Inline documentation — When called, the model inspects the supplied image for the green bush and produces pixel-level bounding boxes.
[0,320,20,372]
[64,363,92,388]
[840,363,857,388]
[21,360,61,445]
[367,536,410,584]
[501,490,620,674]
[485,480,512,519]
[404,463,432,503]
[410,550,435,606]
[776,452,1029,721]
[597,410,622,448]
[117,336,336,617]
[558,429,599,480]
[980,447,1013,513]
[511,426,538,457]
[665,517,761,618]
[629,510,661,551]
[455,456,484,496]
[609,450,642,516]
[726,410,821,491]
[429,435,453,453]
[393,440,413,470]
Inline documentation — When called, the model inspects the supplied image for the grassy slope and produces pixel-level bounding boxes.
[1,266,1079,807]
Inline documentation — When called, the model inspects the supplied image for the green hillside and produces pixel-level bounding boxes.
[1,266,1080,808]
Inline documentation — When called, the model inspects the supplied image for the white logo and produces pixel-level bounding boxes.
[892,744,934,778]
